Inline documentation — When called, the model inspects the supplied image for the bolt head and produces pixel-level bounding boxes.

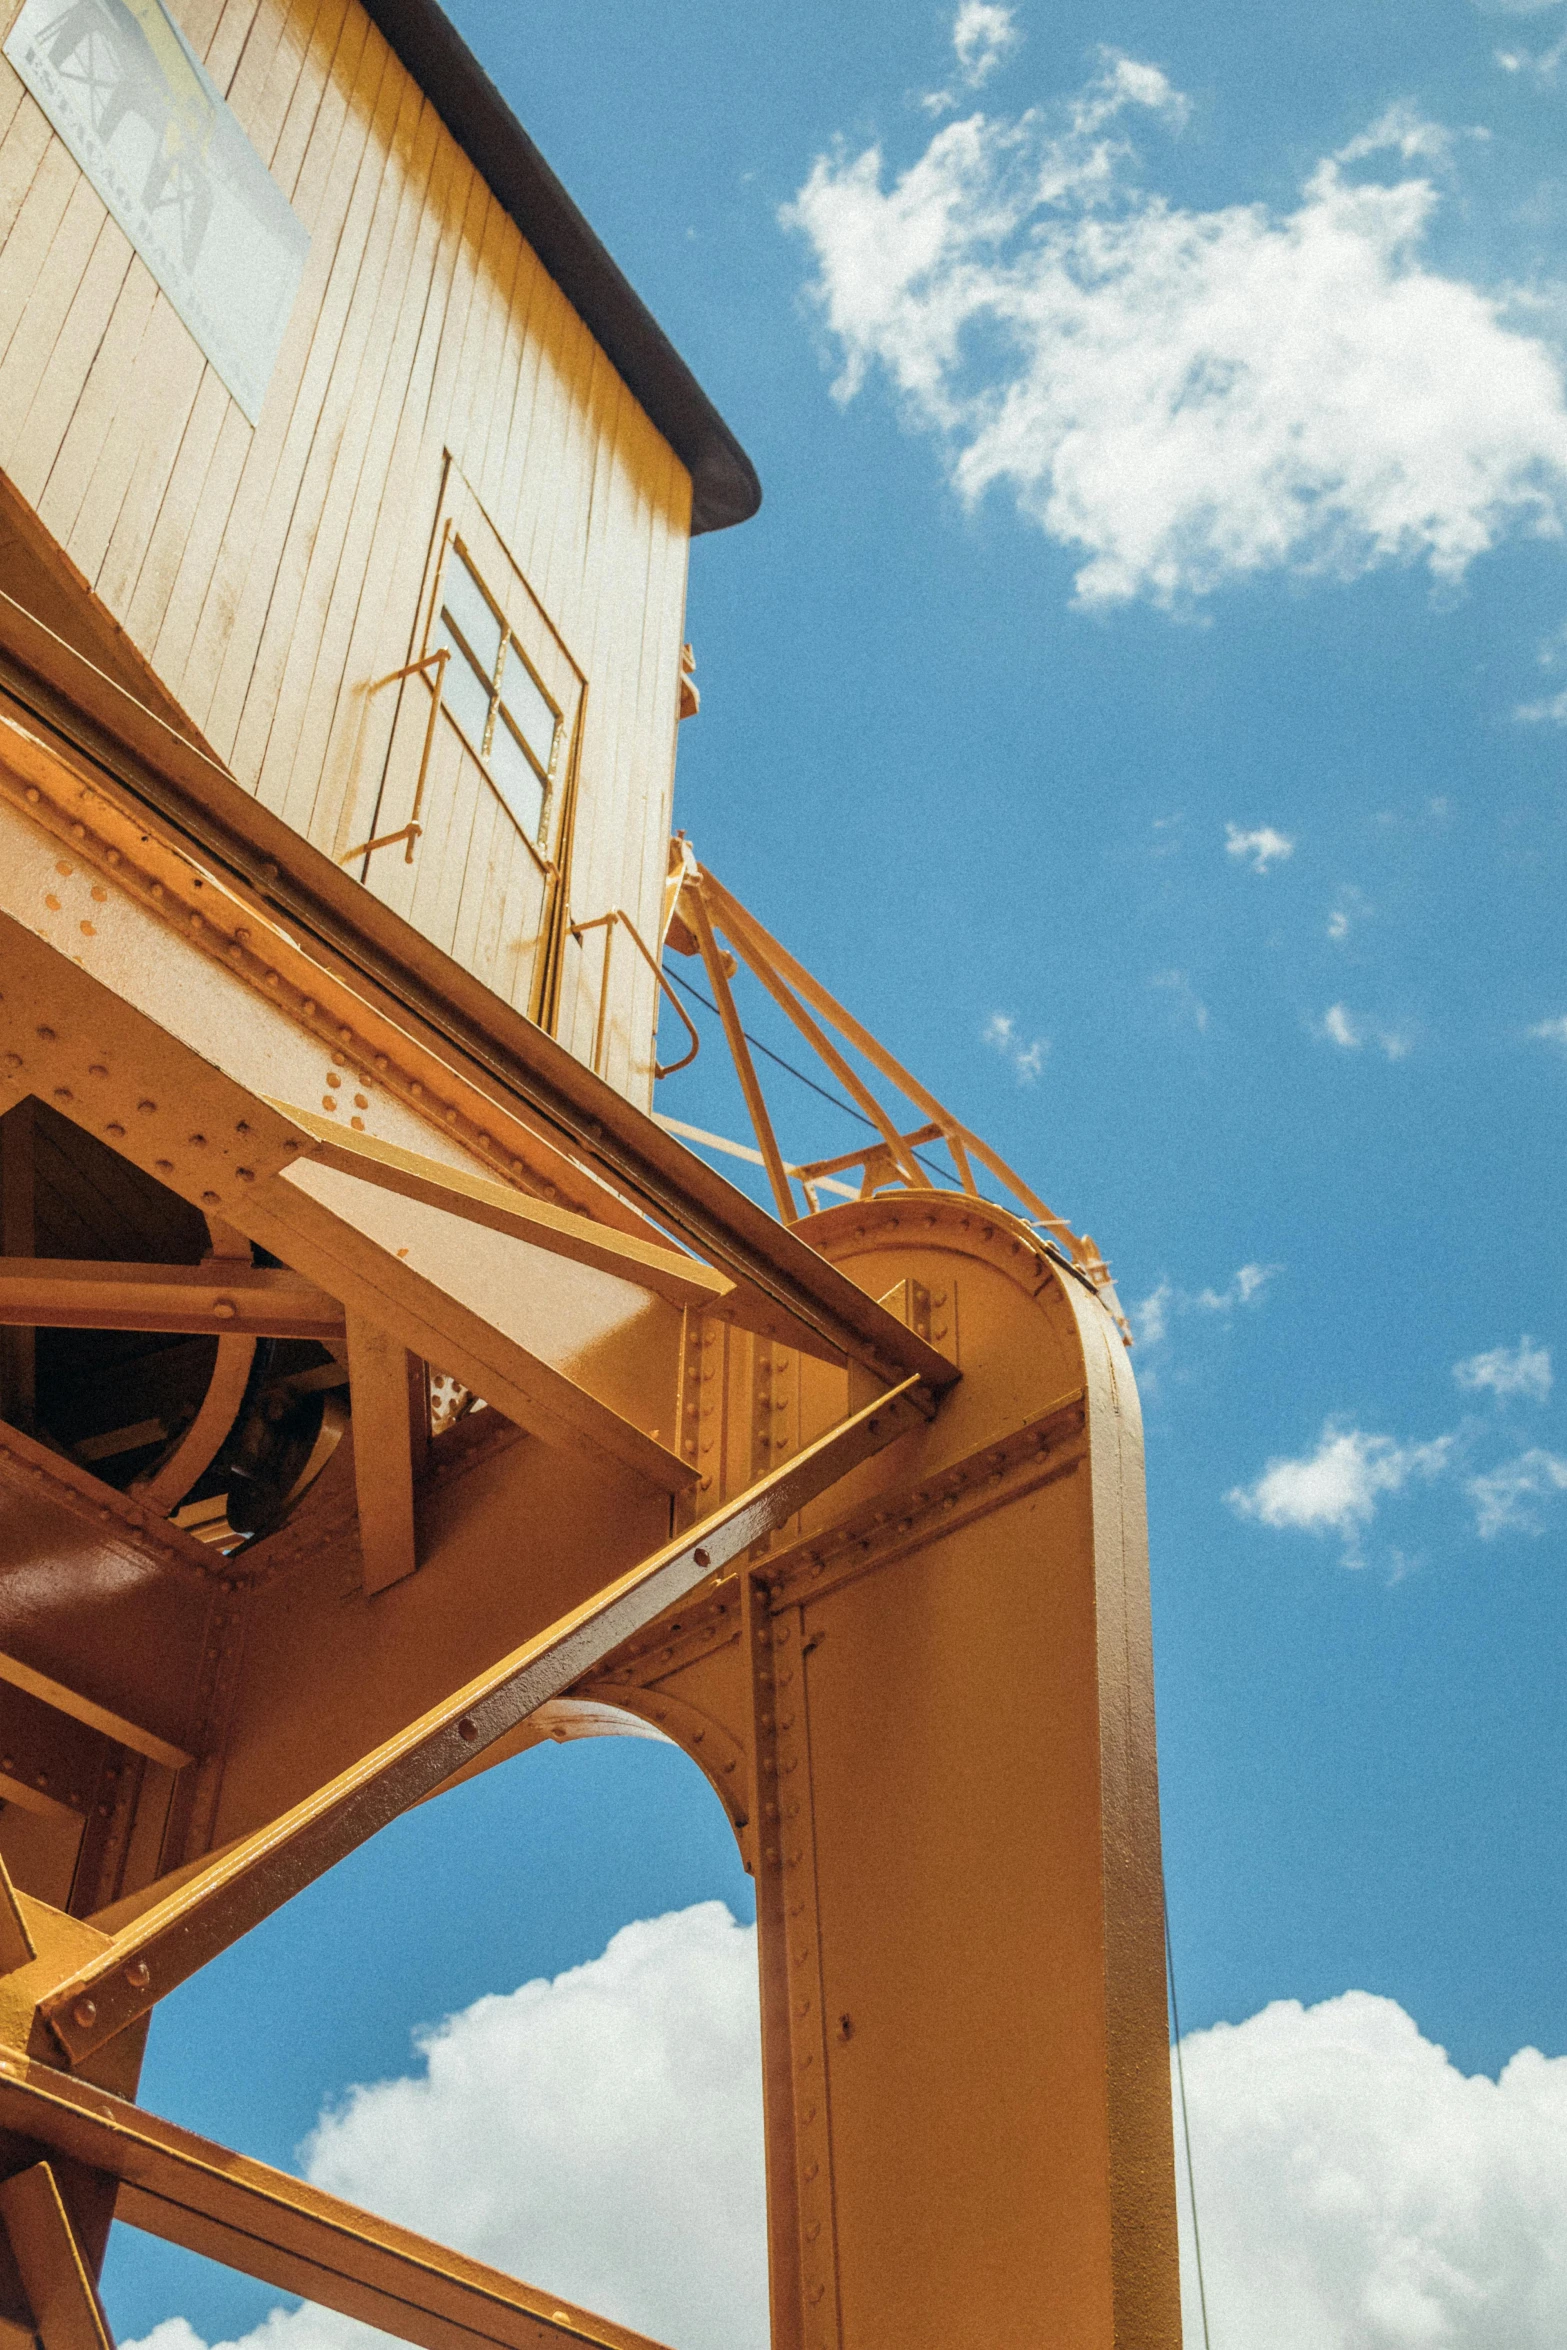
[73,1998,96,2029]
[125,1961,150,1991]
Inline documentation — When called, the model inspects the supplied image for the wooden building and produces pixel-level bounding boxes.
[0,0,756,1096]
[0,3,1184,2346]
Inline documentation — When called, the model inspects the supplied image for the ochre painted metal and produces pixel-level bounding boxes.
[40,1375,928,2068]
[0,2163,112,2350]
[0,2055,672,2350]
[0,0,1182,2339]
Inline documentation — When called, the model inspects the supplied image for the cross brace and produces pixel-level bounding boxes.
[0,1262,341,1341]
[0,2063,665,2350]
[36,1377,929,2064]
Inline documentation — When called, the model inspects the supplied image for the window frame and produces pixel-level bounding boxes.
[431,532,564,852]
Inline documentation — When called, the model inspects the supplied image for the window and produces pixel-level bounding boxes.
[434,543,562,842]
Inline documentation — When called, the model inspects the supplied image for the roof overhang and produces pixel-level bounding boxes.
[361,0,761,536]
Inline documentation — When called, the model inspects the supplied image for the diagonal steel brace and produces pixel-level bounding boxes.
[0,2052,670,2350]
[38,1377,930,2066]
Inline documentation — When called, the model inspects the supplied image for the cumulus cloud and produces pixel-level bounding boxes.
[128,2313,368,2350]
[1231,1349,1567,1549]
[1132,1282,1173,1348]
[1454,1335,1553,1401]
[983,1009,1047,1081]
[1134,1262,1279,1350]
[1203,1262,1276,1310]
[1529,1015,1567,1044]
[1315,1003,1411,1059]
[1469,1447,1567,1537]
[921,1,1022,115]
[952,1,1019,87]
[1226,823,1295,873]
[121,1915,1567,2350]
[1327,886,1371,942]
[1495,22,1567,79]
[1228,1422,1453,1550]
[785,63,1567,609]
[1175,1991,1567,2350]
[125,1907,768,2350]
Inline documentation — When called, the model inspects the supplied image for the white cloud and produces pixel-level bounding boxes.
[1206,1261,1277,1309]
[1133,1262,1278,1351]
[1327,886,1371,942]
[1151,969,1209,1032]
[1228,1422,1452,1547]
[1338,104,1471,168]
[1468,1447,1567,1537]
[1226,823,1295,873]
[1495,22,1567,78]
[127,2315,363,2350]
[125,1907,768,2350]
[1175,1991,1567,2350]
[983,1009,1048,1081]
[952,1,1019,87]
[1132,1279,1173,1348]
[920,1,1022,115]
[123,1922,1567,2350]
[785,66,1567,610]
[1234,1353,1567,1552]
[1316,1003,1411,1059]
[1454,1335,1553,1401]
[1529,1015,1567,1044]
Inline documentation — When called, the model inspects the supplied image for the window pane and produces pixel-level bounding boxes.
[441,550,502,682]
[436,613,493,751]
[487,712,545,841]
[498,645,558,776]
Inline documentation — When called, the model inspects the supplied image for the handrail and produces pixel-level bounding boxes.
[570,906,700,1082]
[661,849,1129,1336]
[338,645,450,868]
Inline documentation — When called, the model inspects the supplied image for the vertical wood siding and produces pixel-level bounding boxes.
[0,0,692,1106]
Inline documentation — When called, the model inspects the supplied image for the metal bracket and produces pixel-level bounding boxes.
[339,646,450,868]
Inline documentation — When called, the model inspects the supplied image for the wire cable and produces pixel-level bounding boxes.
[1166,1902,1214,2350]
[661,965,955,1186]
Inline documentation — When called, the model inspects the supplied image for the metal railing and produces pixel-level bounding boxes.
[658,838,1127,1333]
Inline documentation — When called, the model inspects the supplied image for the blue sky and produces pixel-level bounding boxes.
[103,4,1567,2347]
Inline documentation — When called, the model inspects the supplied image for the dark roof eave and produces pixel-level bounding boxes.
[358,0,760,536]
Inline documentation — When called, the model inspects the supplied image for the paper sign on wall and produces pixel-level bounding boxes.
[4,0,309,424]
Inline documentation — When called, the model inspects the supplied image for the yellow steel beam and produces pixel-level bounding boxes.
[0,1854,35,1973]
[693,882,930,1192]
[697,865,1102,1262]
[270,1101,860,1366]
[0,1261,342,1341]
[0,1654,191,1773]
[269,1105,734,1315]
[0,748,961,1394]
[38,1376,929,2064]
[682,871,797,1223]
[0,2056,668,2350]
[0,2163,113,2350]
[345,1316,420,1597]
[262,1158,697,1494]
